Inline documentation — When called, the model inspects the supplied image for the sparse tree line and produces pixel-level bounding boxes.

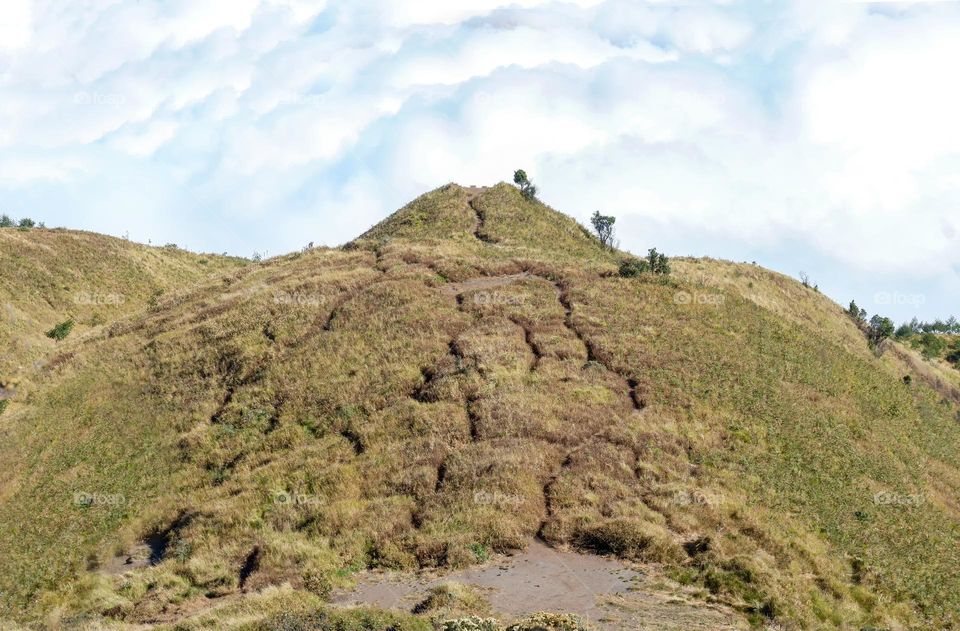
[847,300,895,349]
[798,271,819,292]
[589,211,670,277]
[618,248,670,277]
[0,214,45,229]
[896,316,960,336]
[895,316,960,364]
[512,170,671,278]
[847,300,959,365]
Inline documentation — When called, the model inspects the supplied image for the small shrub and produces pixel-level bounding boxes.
[301,567,332,597]
[0,400,8,415]
[0,214,12,228]
[513,169,538,200]
[170,538,193,563]
[17,218,35,229]
[947,340,960,366]
[441,617,501,631]
[618,258,648,277]
[507,613,588,631]
[575,518,683,563]
[617,251,669,277]
[413,581,490,615]
[468,543,489,562]
[261,610,431,631]
[46,319,75,341]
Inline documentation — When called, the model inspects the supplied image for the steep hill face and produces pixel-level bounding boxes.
[0,185,958,630]
[0,227,247,397]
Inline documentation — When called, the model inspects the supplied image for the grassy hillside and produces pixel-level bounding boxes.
[0,185,957,630]
[0,227,246,397]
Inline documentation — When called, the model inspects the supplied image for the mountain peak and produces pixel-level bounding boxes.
[351,182,611,262]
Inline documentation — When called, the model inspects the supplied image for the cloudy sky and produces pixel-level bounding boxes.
[0,0,957,322]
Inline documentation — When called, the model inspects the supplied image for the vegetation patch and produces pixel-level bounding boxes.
[45,319,75,341]
[413,581,491,617]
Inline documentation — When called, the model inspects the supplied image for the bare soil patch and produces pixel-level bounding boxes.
[331,539,746,630]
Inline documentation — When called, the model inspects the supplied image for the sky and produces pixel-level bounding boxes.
[0,0,957,323]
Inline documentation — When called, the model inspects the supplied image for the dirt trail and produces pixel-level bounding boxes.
[331,539,745,630]
[465,186,495,243]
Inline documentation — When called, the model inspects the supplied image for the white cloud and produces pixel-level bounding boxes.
[109,120,179,156]
[379,0,605,28]
[0,0,32,50]
[385,23,672,89]
[0,155,83,184]
[594,1,753,56]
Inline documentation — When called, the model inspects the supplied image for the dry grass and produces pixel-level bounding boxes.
[0,227,246,399]
[0,184,957,630]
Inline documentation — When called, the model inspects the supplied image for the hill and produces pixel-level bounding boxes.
[0,184,958,630]
[0,227,246,398]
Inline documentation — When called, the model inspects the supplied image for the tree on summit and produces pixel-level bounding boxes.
[513,169,538,200]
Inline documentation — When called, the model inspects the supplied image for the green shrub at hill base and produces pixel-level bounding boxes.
[442,617,501,631]
[45,319,75,341]
[258,608,432,631]
[441,613,587,631]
